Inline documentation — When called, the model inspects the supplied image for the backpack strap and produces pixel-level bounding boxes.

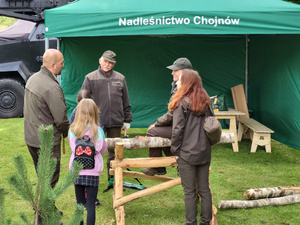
[81,135,91,141]
[207,105,215,117]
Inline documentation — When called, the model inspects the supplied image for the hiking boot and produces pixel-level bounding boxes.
[95,198,101,205]
[141,168,166,176]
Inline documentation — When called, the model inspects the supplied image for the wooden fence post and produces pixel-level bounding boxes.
[114,143,125,225]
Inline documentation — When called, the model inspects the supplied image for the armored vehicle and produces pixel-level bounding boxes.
[0,0,73,118]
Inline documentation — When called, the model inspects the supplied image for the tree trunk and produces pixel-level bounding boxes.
[218,194,300,209]
[105,132,234,149]
[244,186,300,200]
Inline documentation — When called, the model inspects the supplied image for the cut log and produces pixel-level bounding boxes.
[105,132,234,149]
[218,194,300,209]
[106,136,171,149]
[219,131,235,144]
[244,186,300,200]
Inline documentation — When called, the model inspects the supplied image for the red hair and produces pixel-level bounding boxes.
[168,69,210,114]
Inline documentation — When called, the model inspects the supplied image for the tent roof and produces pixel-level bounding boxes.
[0,20,35,41]
[45,0,300,37]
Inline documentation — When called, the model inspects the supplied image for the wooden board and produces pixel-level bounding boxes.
[231,84,249,119]
[238,118,274,133]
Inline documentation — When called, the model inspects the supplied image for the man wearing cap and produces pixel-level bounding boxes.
[142,57,193,176]
[81,50,132,182]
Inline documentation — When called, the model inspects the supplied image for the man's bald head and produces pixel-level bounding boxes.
[43,49,64,76]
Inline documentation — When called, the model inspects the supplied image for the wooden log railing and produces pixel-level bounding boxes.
[109,137,219,225]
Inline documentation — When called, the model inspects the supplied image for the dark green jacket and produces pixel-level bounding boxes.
[24,66,69,147]
[171,97,211,165]
[81,67,132,128]
[154,81,177,126]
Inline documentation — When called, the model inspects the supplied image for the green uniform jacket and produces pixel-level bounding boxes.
[154,81,177,126]
[171,97,211,165]
[81,67,132,128]
[24,66,69,147]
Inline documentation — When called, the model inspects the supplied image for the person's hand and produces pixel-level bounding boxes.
[122,122,130,130]
[147,124,155,131]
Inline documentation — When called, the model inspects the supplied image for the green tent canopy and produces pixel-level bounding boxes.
[45,0,300,36]
[44,0,300,150]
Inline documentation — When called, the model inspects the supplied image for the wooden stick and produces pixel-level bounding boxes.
[62,137,65,154]
[211,205,218,225]
[114,143,124,201]
[209,177,218,225]
[114,167,124,208]
[110,156,178,169]
[109,169,175,182]
[115,142,124,161]
[113,143,125,225]
[113,178,181,209]
[115,206,125,225]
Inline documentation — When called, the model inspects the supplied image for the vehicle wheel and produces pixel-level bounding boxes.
[0,79,24,118]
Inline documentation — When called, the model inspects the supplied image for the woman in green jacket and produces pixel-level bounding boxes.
[169,69,212,225]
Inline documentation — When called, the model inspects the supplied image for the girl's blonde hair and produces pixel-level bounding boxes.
[70,99,100,145]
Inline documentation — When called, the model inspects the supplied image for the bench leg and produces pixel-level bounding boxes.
[250,132,258,152]
[237,122,244,142]
[238,122,251,141]
[249,130,254,141]
[264,135,272,153]
[250,132,272,153]
[265,144,271,153]
[230,117,239,152]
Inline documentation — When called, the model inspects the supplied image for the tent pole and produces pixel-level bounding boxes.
[45,37,49,50]
[56,38,62,84]
[245,35,249,102]
[57,38,60,51]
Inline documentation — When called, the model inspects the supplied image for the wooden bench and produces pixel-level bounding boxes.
[238,118,274,153]
[231,84,275,153]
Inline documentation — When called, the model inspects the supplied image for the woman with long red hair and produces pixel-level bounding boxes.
[169,69,213,225]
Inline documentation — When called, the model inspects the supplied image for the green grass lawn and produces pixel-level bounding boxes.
[0,118,299,225]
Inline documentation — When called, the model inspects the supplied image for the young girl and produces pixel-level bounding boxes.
[70,89,104,130]
[69,98,107,225]
[71,89,104,206]
[168,69,213,225]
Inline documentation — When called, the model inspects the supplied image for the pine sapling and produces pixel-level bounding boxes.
[7,125,84,224]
